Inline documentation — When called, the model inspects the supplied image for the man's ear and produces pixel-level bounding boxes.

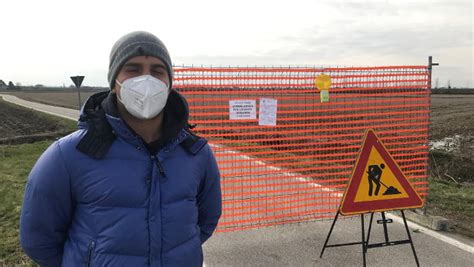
[111,79,120,93]
[111,83,118,93]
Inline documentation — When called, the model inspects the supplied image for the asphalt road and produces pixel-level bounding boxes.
[2,93,473,266]
[204,213,474,266]
[0,94,80,120]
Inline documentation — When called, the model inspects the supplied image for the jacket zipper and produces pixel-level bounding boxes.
[156,160,165,176]
[86,241,96,267]
[150,155,165,266]
[150,154,165,177]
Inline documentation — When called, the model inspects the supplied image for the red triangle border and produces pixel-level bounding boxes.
[340,129,424,215]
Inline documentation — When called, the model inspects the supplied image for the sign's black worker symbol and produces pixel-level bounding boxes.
[367,164,384,196]
[367,163,402,196]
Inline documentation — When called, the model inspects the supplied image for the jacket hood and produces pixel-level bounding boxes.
[80,89,188,124]
[80,89,189,128]
[77,89,190,156]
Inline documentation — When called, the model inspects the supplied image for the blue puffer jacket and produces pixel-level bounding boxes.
[20,91,222,267]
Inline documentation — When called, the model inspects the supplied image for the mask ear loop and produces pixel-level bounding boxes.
[115,79,126,105]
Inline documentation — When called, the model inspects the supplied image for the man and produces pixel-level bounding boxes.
[20,31,222,267]
[367,163,385,196]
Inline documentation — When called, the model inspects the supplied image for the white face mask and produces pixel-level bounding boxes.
[116,75,169,120]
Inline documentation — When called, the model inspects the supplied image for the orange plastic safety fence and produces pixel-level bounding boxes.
[173,65,430,232]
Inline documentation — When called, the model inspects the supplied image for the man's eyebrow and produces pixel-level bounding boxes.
[122,63,166,69]
[123,63,141,67]
[150,64,167,70]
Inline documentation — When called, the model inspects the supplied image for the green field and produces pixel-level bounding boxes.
[0,141,52,266]
[427,176,474,237]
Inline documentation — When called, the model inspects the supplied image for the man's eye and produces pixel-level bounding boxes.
[126,68,139,72]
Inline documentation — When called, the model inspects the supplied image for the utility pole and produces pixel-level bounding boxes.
[425,56,439,216]
[428,56,439,90]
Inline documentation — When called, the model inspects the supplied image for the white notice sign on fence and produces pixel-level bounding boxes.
[258,98,278,126]
[229,100,256,120]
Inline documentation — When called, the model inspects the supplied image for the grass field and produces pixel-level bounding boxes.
[426,175,474,237]
[0,90,473,265]
[0,141,51,266]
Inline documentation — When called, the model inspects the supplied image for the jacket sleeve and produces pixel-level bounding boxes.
[197,145,222,244]
[20,142,74,267]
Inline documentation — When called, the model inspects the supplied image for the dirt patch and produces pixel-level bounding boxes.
[429,95,474,184]
[0,99,75,141]
[426,95,474,237]
[430,95,474,140]
[7,90,100,110]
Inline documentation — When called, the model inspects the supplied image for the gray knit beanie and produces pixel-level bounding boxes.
[108,31,173,89]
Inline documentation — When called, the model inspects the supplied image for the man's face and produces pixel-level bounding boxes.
[113,56,169,94]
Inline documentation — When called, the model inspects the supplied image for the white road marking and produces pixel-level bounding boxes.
[386,213,474,254]
[211,143,342,197]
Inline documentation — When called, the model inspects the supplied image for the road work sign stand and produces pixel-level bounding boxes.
[320,210,419,267]
[319,129,423,267]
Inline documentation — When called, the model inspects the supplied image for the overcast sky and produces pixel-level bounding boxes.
[1,0,472,88]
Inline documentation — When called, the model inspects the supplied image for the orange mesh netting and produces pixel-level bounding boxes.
[173,65,430,232]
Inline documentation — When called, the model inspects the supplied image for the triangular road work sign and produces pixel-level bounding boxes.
[340,129,423,215]
[70,76,84,88]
